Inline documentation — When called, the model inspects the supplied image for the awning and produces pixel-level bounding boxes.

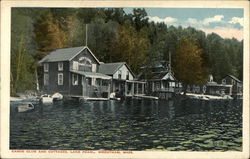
[70,70,112,80]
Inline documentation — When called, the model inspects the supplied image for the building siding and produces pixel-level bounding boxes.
[42,61,70,95]
[70,48,99,72]
[69,73,82,96]
[113,65,134,80]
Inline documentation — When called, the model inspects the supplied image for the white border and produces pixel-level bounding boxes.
[1,1,249,159]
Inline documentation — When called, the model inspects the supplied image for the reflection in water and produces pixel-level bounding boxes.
[10,98,242,151]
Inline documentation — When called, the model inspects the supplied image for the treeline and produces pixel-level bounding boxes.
[11,8,243,95]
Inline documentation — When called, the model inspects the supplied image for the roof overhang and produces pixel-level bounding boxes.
[70,70,111,80]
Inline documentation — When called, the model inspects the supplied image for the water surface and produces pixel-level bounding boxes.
[10,98,242,151]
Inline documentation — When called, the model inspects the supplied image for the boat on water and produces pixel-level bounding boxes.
[40,94,53,103]
[51,92,63,101]
[17,102,34,113]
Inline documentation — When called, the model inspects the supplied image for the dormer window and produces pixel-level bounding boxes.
[118,70,122,79]
[58,62,63,71]
[44,63,49,72]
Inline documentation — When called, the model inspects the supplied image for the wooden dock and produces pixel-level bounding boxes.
[133,94,159,100]
[64,95,110,101]
[84,97,110,101]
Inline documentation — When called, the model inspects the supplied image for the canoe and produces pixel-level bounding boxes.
[17,102,34,113]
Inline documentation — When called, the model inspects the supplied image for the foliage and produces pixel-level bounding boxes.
[10,8,243,95]
[34,11,67,52]
[173,36,208,94]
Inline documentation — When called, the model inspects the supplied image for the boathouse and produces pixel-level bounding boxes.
[38,46,112,99]
[98,62,146,96]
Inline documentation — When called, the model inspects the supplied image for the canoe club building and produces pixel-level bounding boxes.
[38,46,146,99]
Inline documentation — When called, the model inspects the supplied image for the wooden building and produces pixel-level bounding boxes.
[221,75,243,97]
[39,46,112,99]
[98,62,146,96]
[138,61,181,99]
[186,74,233,96]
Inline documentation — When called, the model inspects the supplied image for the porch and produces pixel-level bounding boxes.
[71,70,112,98]
[111,79,146,97]
[148,79,181,94]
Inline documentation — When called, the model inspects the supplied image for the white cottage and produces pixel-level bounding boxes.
[99,62,146,96]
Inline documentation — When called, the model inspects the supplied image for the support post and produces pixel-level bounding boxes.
[136,83,139,94]
[132,82,134,95]
[142,83,144,94]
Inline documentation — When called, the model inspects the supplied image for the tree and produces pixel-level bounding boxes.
[173,35,208,94]
[88,19,119,62]
[132,8,149,31]
[34,11,67,53]
[111,22,149,73]
[11,8,38,95]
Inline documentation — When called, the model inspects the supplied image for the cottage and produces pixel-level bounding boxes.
[221,75,243,96]
[39,46,112,99]
[185,74,233,96]
[138,61,181,99]
[98,62,146,96]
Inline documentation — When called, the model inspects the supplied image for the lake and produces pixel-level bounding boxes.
[10,97,242,151]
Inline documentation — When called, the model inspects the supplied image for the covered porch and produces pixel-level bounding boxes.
[111,79,146,96]
[148,79,181,93]
[205,83,232,96]
[71,70,112,98]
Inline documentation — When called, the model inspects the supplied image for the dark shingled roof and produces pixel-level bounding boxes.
[224,75,242,83]
[98,62,125,75]
[99,62,135,77]
[138,71,176,81]
[38,46,100,64]
[39,46,86,63]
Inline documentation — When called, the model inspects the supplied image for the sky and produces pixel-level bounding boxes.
[124,8,244,40]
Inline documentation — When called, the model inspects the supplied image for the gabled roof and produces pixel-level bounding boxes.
[138,71,176,81]
[38,46,100,64]
[99,62,135,77]
[223,75,241,83]
[162,72,176,81]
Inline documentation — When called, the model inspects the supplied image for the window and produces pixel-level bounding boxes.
[58,73,63,85]
[92,64,96,72]
[72,61,79,70]
[86,77,92,85]
[58,62,63,71]
[118,70,122,79]
[102,80,109,86]
[95,78,101,86]
[82,76,85,85]
[126,71,129,80]
[72,74,78,85]
[44,73,49,85]
[155,82,160,90]
[44,63,49,72]
[222,79,226,84]
[232,80,236,85]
